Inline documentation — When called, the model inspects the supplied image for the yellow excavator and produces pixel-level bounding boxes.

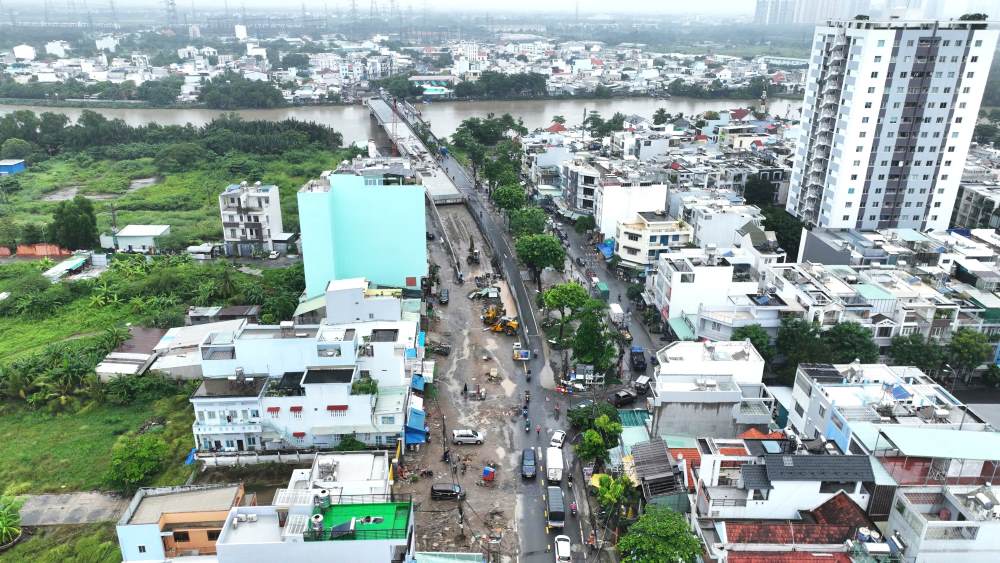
[481,304,506,325]
[484,317,519,336]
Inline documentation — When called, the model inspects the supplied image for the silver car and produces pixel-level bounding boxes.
[451,429,484,445]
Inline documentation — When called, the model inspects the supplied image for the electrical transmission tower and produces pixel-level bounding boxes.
[165,0,177,24]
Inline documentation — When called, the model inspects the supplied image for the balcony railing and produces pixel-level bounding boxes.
[193,421,263,434]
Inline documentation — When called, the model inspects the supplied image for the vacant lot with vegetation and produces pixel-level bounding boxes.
[1,523,121,563]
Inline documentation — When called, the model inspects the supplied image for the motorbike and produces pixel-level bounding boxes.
[522,407,528,418]
[570,502,578,516]
[524,419,531,433]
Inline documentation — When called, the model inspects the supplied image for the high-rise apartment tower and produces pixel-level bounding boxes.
[787,18,997,231]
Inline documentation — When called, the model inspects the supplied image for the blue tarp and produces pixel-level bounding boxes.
[418,331,426,347]
[405,407,428,445]
[596,240,614,259]
[412,374,426,392]
[184,447,197,465]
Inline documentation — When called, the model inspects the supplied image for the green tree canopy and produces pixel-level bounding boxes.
[572,308,616,374]
[825,322,879,364]
[575,429,609,464]
[947,328,993,384]
[105,434,169,492]
[775,318,828,382]
[761,206,805,256]
[509,207,547,238]
[889,333,944,376]
[653,108,670,125]
[47,195,98,250]
[0,137,32,160]
[491,184,526,212]
[594,413,624,448]
[742,176,775,206]
[280,53,310,68]
[543,282,590,340]
[732,324,774,363]
[595,473,635,511]
[568,401,620,431]
[551,115,566,124]
[619,506,701,563]
[515,234,565,289]
[574,214,597,233]
[199,71,285,109]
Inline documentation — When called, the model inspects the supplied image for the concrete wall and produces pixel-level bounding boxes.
[116,523,166,562]
[595,184,668,238]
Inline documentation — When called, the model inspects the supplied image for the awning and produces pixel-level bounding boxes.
[266,406,280,413]
[327,404,348,411]
[292,431,306,438]
[596,241,614,259]
[290,406,303,412]
[405,407,428,445]
[411,374,426,392]
[641,291,654,306]
[667,317,696,341]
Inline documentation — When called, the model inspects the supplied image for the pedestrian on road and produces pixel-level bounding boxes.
[536,425,541,436]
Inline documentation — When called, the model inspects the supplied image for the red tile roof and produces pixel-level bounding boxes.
[719,446,749,456]
[739,428,786,440]
[724,492,874,546]
[729,552,850,563]
[545,122,567,133]
[730,108,750,121]
[668,447,700,492]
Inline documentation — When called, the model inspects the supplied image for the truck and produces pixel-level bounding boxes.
[630,345,647,371]
[546,446,564,483]
[595,281,610,301]
[609,303,625,326]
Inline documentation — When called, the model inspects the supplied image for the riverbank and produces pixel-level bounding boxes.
[0,96,802,145]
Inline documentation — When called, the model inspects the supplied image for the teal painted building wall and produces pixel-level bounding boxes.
[299,174,427,297]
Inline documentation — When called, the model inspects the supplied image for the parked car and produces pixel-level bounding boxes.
[549,430,567,449]
[611,389,637,407]
[521,448,537,479]
[439,289,450,304]
[268,250,280,260]
[430,483,465,500]
[553,535,572,563]
[575,257,586,267]
[451,429,484,445]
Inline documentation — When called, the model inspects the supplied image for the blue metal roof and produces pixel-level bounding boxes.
[411,374,425,392]
[405,407,427,445]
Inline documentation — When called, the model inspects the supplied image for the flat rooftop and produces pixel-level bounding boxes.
[128,485,242,524]
[302,367,355,385]
[192,377,267,398]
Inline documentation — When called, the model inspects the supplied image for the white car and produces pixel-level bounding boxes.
[549,430,566,449]
[553,535,572,563]
[452,429,484,445]
[268,250,280,259]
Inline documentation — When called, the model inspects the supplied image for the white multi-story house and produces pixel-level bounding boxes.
[613,212,693,271]
[695,447,873,520]
[219,181,284,257]
[647,341,774,439]
[787,18,999,231]
[888,484,1000,562]
[679,200,764,249]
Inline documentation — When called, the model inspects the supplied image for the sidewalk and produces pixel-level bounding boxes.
[19,492,127,526]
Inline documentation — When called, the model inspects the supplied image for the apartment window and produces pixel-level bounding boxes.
[975,40,983,47]
[381,415,395,424]
[794,402,805,417]
[627,233,639,242]
[956,117,963,124]
[197,411,205,422]
[138,546,147,554]
[207,530,221,541]
[250,409,259,418]
[870,72,878,78]
[225,440,235,448]
[867,87,875,94]
[862,117,869,123]
[967,72,975,78]
[963,87,971,94]
[818,405,827,419]
[874,56,881,62]
[842,215,850,221]
[864,102,872,108]
[207,410,216,419]
[856,146,864,152]
[173,531,191,542]
[877,40,885,47]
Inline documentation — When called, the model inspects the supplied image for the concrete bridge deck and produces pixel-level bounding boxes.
[367,97,464,204]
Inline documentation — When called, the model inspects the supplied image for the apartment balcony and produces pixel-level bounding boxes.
[193,421,264,434]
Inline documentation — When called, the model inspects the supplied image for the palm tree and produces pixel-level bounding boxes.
[102,326,131,351]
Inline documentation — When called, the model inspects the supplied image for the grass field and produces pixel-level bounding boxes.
[0,395,194,495]
[1,523,121,563]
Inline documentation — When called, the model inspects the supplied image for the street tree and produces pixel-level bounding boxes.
[572,308,616,374]
[574,215,597,234]
[543,282,590,341]
[947,328,993,385]
[618,506,701,563]
[594,413,623,448]
[575,429,609,464]
[653,108,670,125]
[595,474,635,511]
[732,324,774,363]
[515,234,565,289]
[626,283,644,303]
[825,322,879,364]
[775,318,828,383]
[492,184,527,212]
[509,207,547,238]
[888,333,944,376]
[568,401,620,431]
[742,176,775,206]
[47,195,98,250]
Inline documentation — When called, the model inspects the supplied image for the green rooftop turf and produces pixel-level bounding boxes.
[319,502,411,533]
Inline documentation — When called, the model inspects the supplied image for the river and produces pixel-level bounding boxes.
[0,97,801,146]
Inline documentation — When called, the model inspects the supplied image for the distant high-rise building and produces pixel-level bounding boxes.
[755,0,872,25]
[787,19,998,231]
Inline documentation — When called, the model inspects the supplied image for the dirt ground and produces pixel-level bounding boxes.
[394,205,526,560]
